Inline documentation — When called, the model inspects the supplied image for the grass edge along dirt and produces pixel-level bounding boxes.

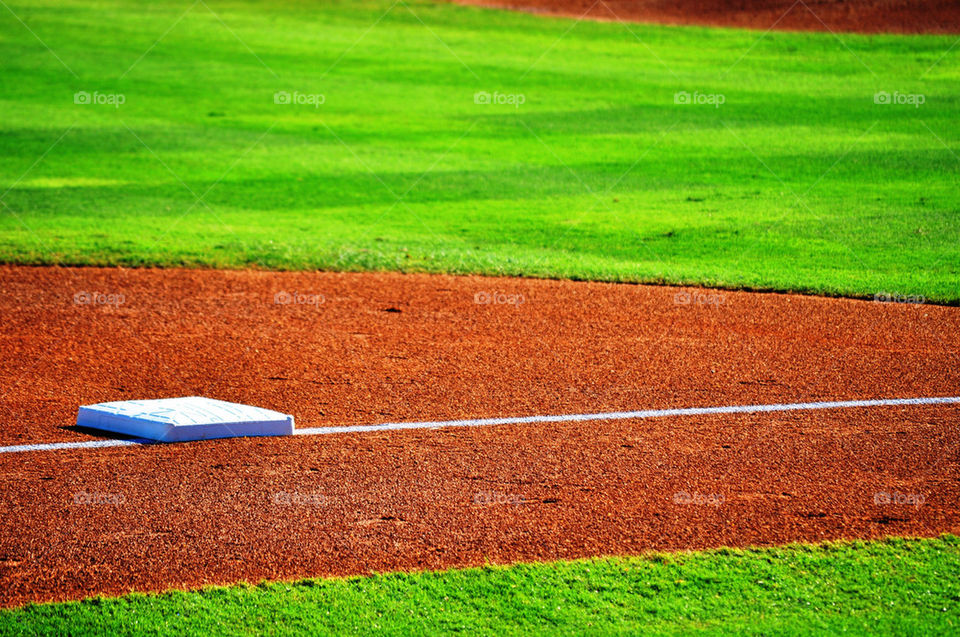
[0,535,958,635]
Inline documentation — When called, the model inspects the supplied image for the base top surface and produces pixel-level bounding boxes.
[76,396,295,441]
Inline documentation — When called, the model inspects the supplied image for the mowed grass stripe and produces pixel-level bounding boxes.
[0,0,958,300]
[1,536,958,635]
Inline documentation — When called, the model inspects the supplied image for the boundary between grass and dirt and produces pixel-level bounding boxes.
[0,536,957,634]
[7,263,960,308]
[450,0,960,34]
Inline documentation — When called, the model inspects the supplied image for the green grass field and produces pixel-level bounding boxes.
[3,0,959,632]
[1,536,958,635]
[1,0,958,300]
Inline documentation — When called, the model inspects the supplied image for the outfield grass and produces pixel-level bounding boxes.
[1,0,958,300]
[0,536,957,635]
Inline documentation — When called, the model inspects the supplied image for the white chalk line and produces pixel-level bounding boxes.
[0,438,149,454]
[2,395,958,455]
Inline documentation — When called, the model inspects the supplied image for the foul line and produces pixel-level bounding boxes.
[2,395,958,455]
[0,438,150,454]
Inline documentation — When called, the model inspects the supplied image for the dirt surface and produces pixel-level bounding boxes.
[0,265,958,606]
[452,0,960,34]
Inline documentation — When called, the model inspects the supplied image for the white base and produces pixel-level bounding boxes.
[76,396,294,442]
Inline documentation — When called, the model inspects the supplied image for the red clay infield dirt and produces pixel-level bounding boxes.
[0,265,959,606]
[451,0,960,34]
